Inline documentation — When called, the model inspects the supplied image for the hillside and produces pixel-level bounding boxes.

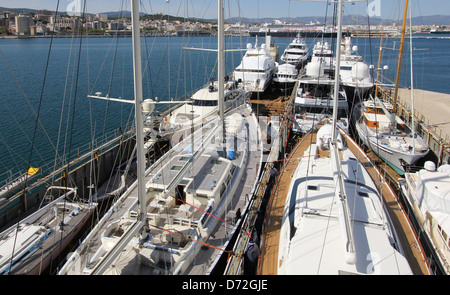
[2,7,450,25]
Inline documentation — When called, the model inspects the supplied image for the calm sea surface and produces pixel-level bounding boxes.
[0,34,449,183]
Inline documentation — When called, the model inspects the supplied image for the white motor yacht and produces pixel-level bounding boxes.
[311,40,334,74]
[292,61,349,134]
[233,38,276,93]
[339,37,374,98]
[280,34,309,67]
[273,63,298,94]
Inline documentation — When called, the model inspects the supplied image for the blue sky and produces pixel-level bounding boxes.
[1,0,449,20]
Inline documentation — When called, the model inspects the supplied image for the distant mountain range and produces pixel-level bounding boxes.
[228,15,450,26]
[2,6,450,25]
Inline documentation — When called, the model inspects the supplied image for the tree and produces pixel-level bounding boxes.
[0,26,8,35]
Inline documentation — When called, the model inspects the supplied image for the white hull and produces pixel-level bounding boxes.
[355,122,425,173]
[353,101,429,174]
[278,125,412,275]
[0,190,96,275]
[237,75,273,93]
[59,103,263,275]
[399,164,450,274]
[234,40,276,93]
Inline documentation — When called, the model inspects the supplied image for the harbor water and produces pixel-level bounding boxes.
[1,34,450,184]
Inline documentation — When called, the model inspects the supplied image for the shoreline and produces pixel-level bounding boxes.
[2,33,450,39]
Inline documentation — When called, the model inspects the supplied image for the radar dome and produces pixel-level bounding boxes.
[351,62,370,81]
[306,61,325,78]
[424,161,436,171]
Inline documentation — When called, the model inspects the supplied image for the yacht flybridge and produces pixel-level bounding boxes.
[311,40,334,74]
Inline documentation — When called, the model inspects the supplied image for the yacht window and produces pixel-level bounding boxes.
[287,52,306,56]
[220,184,226,197]
[170,165,183,171]
[179,156,190,161]
[179,179,190,186]
[358,192,369,198]
[235,68,265,73]
[316,53,333,58]
[230,166,236,176]
[291,45,305,50]
[193,100,218,106]
[340,66,352,71]
[441,228,448,244]
[210,159,222,165]
[307,185,318,190]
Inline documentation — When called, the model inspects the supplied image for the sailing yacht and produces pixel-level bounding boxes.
[0,186,96,275]
[292,60,349,134]
[277,0,412,275]
[280,34,309,67]
[352,98,429,175]
[353,1,429,176]
[58,0,262,275]
[399,161,450,275]
[233,38,276,93]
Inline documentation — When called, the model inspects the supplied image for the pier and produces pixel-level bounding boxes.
[379,87,450,166]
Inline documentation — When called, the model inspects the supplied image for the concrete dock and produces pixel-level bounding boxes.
[397,88,450,143]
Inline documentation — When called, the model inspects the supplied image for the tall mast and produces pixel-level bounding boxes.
[90,0,147,274]
[331,0,344,142]
[331,0,356,265]
[131,0,147,221]
[393,0,409,113]
[218,0,225,140]
[374,28,384,99]
[408,0,415,153]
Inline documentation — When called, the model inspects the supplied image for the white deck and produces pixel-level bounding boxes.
[59,102,262,275]
[277,126,413,275]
